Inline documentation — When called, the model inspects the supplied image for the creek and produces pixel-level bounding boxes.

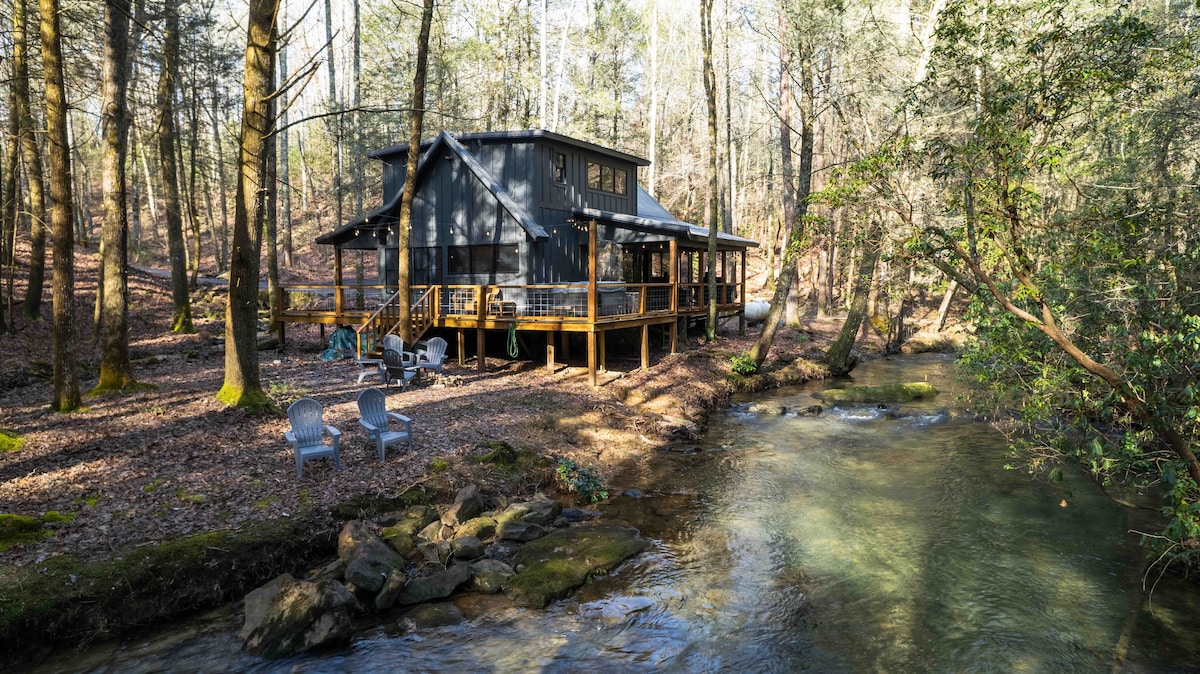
[35,354,1200,672]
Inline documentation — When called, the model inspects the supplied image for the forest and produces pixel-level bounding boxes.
[0,0,1198,581]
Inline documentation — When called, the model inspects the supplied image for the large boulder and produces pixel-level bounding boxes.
[503,525,649,608]
[241,578,355,658]
[398,564,473,606]
[441,485,484,527]
[344,538,405,593]
[374,569,409,611]
[816,382,939,404]
[469,559,515,594]
[402,603,465,629]
[494,498,561,527]
[455,516,497,540]
[450,535,485,560]
[381,506,438,541]
[497,521,546,542]
[337,520,375,561]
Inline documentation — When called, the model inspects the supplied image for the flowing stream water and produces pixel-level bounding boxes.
[38,354,1200,673]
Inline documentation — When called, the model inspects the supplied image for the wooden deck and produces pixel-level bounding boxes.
[276,281,746,386]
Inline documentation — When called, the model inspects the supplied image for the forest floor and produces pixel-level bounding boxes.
[0,243,938,570]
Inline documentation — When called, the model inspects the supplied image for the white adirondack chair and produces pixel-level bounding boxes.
[285,398,342,478]
[357,388,413,462]
[415,337,448,375]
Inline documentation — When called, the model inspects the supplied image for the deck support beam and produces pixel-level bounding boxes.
[457,330,466,366]
[669,320,678,354]
[599,331,606,373]
[587,330,597,388]
[477,327,485,373]
[641,325,650,369]
[546,341,555,373]
[739,249,747,335]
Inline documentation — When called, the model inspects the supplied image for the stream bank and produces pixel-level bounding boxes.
[1,325,839,670]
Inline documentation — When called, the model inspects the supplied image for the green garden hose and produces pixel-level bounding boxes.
[507,323,519,358]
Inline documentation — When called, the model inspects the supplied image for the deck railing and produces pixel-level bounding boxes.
[278,281,743,334]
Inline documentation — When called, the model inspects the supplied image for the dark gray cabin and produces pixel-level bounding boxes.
[316,129,756,290]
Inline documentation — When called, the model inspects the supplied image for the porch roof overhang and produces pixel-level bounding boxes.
[572,186,758,249]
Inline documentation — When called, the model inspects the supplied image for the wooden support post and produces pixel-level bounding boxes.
[669,320,678,355]
[547,340,555,373]
[477,327,486,373]
[588,220,598,322]
[739,249,747,335]
[599,330,606,373]
[641,324,650,369]
[457,330,466,366]
[587,330,597,388]
[334,249,345,317]
[668,239,678,313]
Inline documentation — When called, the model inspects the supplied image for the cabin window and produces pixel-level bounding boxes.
[554,153,566,183]
[447,245,519,275]
[586,160,629,196]
[411,247,440,284]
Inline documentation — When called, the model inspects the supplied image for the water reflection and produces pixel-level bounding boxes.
[38,354,1200,673]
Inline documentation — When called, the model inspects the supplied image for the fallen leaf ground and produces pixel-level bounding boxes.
[0,246,850,569]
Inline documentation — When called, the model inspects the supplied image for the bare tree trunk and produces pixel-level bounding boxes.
[265,20,280,334]
[749,4,814,366]
[209,91,231,271]
[14,0,47,320]
[217,0,278,411]
[701,0,719,341]
[185,73,204,285]
[324,0,343,228]
[826,219,883,376]
[159,4,194,333]
[1,88,17,334]
[134,123,159,242]
[40,0,81,411]
[935,279,958,332]
[396,0,435,343]
[278,7,293,267]
[94,0,136,393]
[646,0,657,195]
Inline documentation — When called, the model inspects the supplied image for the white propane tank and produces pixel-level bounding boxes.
[744,299,771,323]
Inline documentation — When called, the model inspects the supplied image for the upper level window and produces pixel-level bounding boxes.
[553,153,566,183]
[587,161,628,196]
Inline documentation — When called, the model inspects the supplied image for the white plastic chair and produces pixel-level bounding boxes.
[415,337,448,376]
[381,334,416,365]
[357,388,413,462]
[285,398,342,478]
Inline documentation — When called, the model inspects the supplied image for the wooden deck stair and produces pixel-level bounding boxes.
[354,287,437,357]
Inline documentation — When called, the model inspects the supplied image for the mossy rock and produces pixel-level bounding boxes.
[503,525,649,608]
[0,430,25,454]
[475,441,518,465]
[0,514,49,552]
[817,382,939,404]
[0,516,337,670]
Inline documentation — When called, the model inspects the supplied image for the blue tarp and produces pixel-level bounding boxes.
[320,327,357,361]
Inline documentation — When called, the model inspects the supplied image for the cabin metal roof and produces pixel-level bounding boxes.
[369,129,651,168]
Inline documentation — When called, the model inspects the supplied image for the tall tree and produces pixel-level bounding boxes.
[13,0,48,320]
[158,3,194,333]
[748,3,814,367]
[396,0,435,343]
[700,0,719,341]
[278,0,293,267]
[94,0,136,393]
[40,0,81,411]
[1,88,17,335]
[217,0,278,411]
